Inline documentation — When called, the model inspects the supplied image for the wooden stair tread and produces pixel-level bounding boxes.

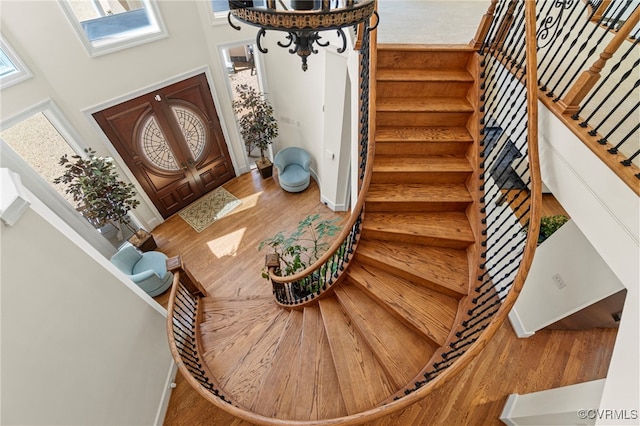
[354,239,469,298]
[346,263,459,347]
[203,308,290,407]
[377,68,473,82]
[366,183,472,203]
[373,155,472,173]
[376,126,472,142]
[319,297,396,414]
[334,283,435,388]
[250,310,304,419]
[377,97,473,113]
[199,297,279,352]
[362,212,474,248]
[294,306,348,420]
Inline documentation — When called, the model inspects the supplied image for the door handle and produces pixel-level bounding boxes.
[181,162,188,171]
[187,159,196,168]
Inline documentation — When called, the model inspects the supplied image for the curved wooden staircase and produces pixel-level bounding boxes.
[169,45,494,424]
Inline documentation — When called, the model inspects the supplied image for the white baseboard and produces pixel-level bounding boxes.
[508,308,535,338]
[154,361,178,426]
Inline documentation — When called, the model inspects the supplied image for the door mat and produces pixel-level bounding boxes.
[178,187,241,233]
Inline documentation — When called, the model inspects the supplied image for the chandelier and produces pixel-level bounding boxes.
[227,0,378,71]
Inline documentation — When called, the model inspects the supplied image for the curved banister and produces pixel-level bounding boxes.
[266,8,378,307]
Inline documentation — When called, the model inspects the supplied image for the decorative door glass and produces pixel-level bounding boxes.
[140,115,179,171]
[172,106,207,161]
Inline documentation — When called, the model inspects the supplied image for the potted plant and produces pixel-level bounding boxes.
[54,148,141,239]
[232,84,279,179]
[259,214,341,292]
[538,214,569,244]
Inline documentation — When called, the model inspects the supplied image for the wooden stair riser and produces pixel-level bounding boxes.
[375,127,473,157]
[375,140,472,156]
[361,229,473,249]
[377,81,472,99]
[361,212,474,249]
[377,47,473,70]
[370,154,473,184]
[370,170,471,185]
[365,200,471,213]
[376,111,472,127]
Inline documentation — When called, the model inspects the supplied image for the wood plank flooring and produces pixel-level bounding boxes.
[153,169,348,308]
[158,170,616,426]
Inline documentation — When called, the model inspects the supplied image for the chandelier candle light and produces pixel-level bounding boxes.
[227,0,378,71]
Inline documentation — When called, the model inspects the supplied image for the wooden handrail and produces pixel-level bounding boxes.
[558,5,640,114]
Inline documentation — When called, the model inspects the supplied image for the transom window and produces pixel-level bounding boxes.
[59,0,167,57]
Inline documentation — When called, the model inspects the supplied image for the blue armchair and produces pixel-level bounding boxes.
[110,245,173,297]
[274,147,311,192]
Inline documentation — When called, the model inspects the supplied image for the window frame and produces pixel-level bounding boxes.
[58,0,168,57]
[0,36,33,89]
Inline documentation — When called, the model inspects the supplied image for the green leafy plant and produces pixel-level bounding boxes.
[54,148,140,233]
[259,214,341,280]
[232,84,279,164]
[538,214,569,244]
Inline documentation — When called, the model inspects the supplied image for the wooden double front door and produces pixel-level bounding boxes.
[93,73,235,218]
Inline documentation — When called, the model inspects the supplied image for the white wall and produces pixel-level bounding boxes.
[0,185,173,425]
[509,220,625,336]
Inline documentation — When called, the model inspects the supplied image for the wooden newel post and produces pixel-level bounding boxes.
[166,255,208,297]
[558,6,640,115]
[265,253,279,275]
[471,0,498,49]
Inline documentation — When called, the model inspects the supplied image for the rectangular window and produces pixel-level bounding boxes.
[59,0,167,56]
[0,37,32,88]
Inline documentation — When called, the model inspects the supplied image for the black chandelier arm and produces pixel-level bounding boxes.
[256,28,269,54]
[278,33,294,49]
[315,33,330,48]
[227,12,241,31]
[336,28,347,53]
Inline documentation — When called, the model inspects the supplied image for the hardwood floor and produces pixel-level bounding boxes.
[153,169,348,308]
[157,170,616,425]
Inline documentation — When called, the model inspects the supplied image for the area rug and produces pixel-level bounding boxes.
[178,187,241,233]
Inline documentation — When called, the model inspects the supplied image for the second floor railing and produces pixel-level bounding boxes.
[536,0,639,190]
